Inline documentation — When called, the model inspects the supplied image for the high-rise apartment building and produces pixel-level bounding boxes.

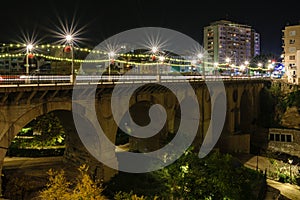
[203,20,260,71]
[282,24,300,84]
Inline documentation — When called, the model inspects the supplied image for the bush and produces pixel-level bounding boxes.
[39,164,106,200]
[278,173,289,183]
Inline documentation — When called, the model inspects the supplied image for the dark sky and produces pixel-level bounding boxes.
[1,0,299,57]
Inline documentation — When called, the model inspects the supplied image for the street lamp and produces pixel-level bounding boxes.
[225,57,231,64]
[288,159,293,182]
[25,44,34,84]
[151,46,160,81]
[151,46,158,72]
[197,53,205,79]
[26,44,33,75]
[65,34,74,83]
[244,61,249,76]
[108,51,115,80]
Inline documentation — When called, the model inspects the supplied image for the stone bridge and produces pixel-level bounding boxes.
[0,78,269,191]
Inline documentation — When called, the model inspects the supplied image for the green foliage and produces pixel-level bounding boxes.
[39,164,106,200]
[278,173,289,183]
[9,112,66,154]
[159,149,264,200]
[249,53,277,68]
[286,90,300,108]
[33,112,66,147]
[105,148,265,200]
[104,171,167,199]
[259,84,300,129]
[114,191,159,200]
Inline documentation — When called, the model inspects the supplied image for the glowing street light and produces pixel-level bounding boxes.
[197,53,203,59]
[151,46,158,54]
[66,34,73,43]
[158,55,165,62]
[65,34,74,83]
[225,57,231,63]
[240,64,246,72]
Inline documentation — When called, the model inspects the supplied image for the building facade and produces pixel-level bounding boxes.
[203,20,260,72]
[282,24,300,84]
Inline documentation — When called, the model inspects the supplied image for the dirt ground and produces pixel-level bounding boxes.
[2,156,79,200]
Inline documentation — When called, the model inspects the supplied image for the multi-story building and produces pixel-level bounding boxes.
[203,20,260,72]
[282,24,300,84]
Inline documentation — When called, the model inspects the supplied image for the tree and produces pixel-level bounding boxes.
[33,112,65,147]
[104,148,265,200]
[156,148,264,199]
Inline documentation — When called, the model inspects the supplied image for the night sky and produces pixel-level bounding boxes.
[1,0,299,57]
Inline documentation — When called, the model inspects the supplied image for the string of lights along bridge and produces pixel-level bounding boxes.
[0,42,280,85]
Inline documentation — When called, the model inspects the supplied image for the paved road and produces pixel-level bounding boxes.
[234,153,300,200]
[266,179,300,200]
[3,156,63,169]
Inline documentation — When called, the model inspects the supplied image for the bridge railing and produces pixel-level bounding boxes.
[0,74,269,86]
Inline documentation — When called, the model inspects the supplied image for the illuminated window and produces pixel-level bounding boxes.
[289,31,296,36]
[289,47,296,53]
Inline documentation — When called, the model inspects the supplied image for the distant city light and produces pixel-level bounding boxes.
[158,56,165,62]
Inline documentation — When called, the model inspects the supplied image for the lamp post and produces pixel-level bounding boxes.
[244,61,249,77]
[26,44,33,75]
[225,57,231,76]
[65,34,74,83]
[197,53,204,80]
[288,159,293,182]
[151,46,160,81]
[108,51,115,81]
[25,44,33,84]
